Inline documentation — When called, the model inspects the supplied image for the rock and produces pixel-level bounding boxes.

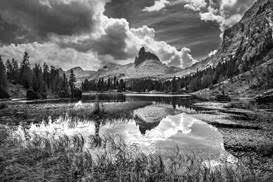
[134,47,161,66]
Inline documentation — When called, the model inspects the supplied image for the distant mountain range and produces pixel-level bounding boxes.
[69,0,273,85]
[68,47,182,82]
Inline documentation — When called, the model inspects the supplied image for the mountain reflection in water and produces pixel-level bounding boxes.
[99,107,225,160]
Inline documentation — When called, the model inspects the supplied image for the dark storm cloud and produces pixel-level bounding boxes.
[59,19,133,60]
[0,0,95,43]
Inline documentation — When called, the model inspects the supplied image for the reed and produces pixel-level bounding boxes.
[0,121,268,182]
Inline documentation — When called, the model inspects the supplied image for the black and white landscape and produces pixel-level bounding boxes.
[0,0,273,181]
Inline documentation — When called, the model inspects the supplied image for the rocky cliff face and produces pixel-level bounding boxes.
[134,47,161,66]
[208,0,273,69]
[169,0,273,78]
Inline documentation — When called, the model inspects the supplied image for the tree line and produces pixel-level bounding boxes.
[81,51,273,94]
[0,52,81,99]
[81,77,126,92]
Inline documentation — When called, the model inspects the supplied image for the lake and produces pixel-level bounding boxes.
[3,93,236,167]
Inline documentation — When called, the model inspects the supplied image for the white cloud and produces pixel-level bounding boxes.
[1,0,197,70]
[142,0,170,12]
[198,0,242,38]
[0,42,101,71]
[168,48,197,68]
[208,49,217,57]
[221,0,237,9]
[183,0,207,11]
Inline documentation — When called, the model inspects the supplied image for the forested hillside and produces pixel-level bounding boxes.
[0,52,81,99]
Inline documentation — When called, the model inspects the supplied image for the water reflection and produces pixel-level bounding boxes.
[9,93,235,163]
[99,110,225,160]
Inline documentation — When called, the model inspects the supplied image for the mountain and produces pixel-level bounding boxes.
[89,47,182,80]
[66,67,96,84]
[168,0,273,78]
[188,0,273,98]
[134,47,161,66]
[76,0,273,87]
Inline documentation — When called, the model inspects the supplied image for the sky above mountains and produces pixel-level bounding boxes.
[0,0,255,70]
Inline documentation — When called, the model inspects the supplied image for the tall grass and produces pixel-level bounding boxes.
[0,119,266,182]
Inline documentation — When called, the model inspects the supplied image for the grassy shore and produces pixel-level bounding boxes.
[0,120,265,182]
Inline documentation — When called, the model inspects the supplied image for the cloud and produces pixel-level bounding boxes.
[0,42,101,71]
[208,49,217,57]
[183,0,207,11]
[221,0,237,8]
[168,48,197,68]
[143,0,245,34]
[142,0,170,12]
[199,4,242,34]
[142,0,207,12]
[0,0,197,70]
[0,0,109,42]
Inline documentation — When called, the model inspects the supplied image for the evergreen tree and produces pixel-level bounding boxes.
[0,56,8,90]
[69,69,76,97]
[32,64,44,93]
[118,79,126,92]
[5,59,13,81]
[20,52,33,89]
[11,58,19,83]
[171,77,178,92]
[43,63,50,90]
[59,73,69,97]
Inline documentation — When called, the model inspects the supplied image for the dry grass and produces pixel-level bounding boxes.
[0,120,269,182]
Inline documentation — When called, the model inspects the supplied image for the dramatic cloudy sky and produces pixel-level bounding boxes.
[0,0,255,70]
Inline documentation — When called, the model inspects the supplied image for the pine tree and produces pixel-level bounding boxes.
[0,56,8,90]
[43,63,50,90]
[171,77,178,93]
[32,64,44,93]
[20,52,33,89]
[59,73,69,97]
[11,59,19,83]
[69,69,76,97]
[5,59,13,81]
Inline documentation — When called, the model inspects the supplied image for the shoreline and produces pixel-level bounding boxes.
[189,100,273,176]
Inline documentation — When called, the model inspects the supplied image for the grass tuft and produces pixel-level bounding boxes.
[0,119,269,182]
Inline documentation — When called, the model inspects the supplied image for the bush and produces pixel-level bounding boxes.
[26,90,41,100]
[0,87,10,99]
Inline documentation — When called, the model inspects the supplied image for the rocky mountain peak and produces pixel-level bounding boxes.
[134,47,161,66]
[208,0,273,68]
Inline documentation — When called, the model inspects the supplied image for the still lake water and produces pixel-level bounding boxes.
[12,93,235,164]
